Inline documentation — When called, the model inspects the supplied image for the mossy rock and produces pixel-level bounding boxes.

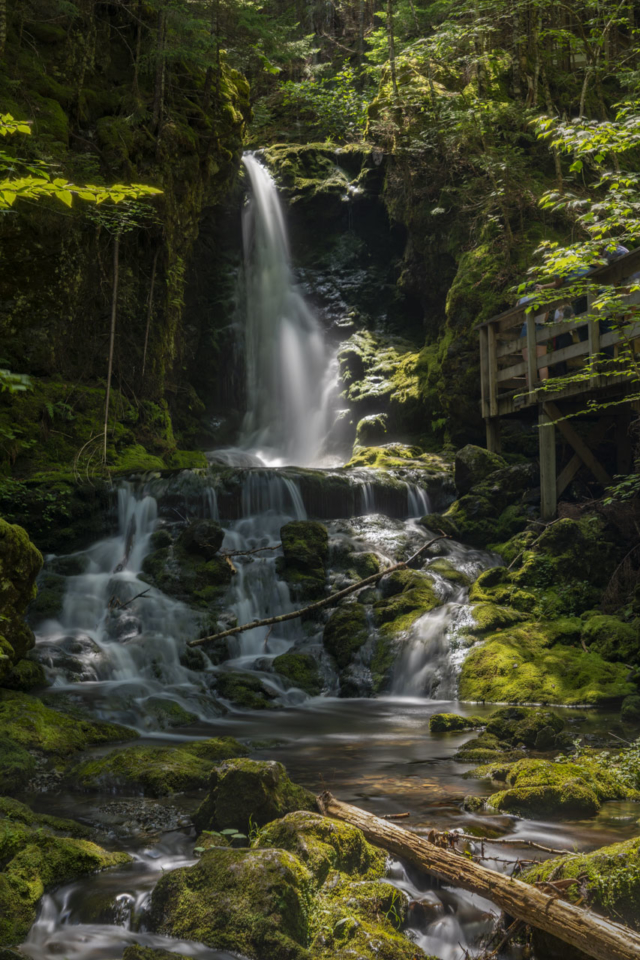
[1,658,47,692]
[0,741,37,795]
[0,691,137,757]
[0,805,129,946]
[622,694,640,724]
[489,781,600,818]
[67,738,248,797]
[373,568,439,636]
[0,797,90,837]
[427,559,471,587]
[122,948,192,960]
[455,732,520,763]
[193,759,316,835]
[470,602,528,632]
[215,671,280,710]
[485,706,565,748]
[323,604,369,669]
[429,712,482,733]
[148,845,312,959]
[454,444,506,495]
[459,623,635,705]
[273,653,323,695]
[27,571,66,625]
[140,519,231,611]
[254,811,385,886]
[521,835,640,956]
[143,697,199,729]
[0,519,42,681]
[581,615,640,664]
[279,521,329,600]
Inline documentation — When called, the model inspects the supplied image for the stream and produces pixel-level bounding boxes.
[16,155,638,960]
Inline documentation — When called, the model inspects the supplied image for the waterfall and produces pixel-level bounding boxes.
[406,483,430,518]
[240,154,338,466]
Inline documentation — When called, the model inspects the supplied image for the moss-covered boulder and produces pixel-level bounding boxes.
[485,705,565,749]
[122,948,192,960]
[373,568,439,636]
[193,759,316,835]
[1,658,47,692]
[68,738,247,796]
[215,671,280,709]
[278,521,329,600]
[427,558,471,586]
[521,836,640,958]
[273,653,323,695]
[454,444,506,495]
[323,603,369,669]
[581,615,640,664]
[479,756,639,819]
[622,694,640,723]
[455,732,521,763]
[0,741,37,794]
[254,811,385,885]
[429,712,482,733]
[0,691,137,760]
[141,520,232,610]
[0,519,43,683]
[0,803,129,946]
[149,845,312,959]
[459,623,635,704]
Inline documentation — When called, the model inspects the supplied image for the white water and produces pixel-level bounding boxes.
[240,154,339,466]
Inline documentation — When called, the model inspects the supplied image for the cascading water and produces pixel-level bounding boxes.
[240,153,338,466]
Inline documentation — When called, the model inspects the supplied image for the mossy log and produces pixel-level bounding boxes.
[316,791,640,960]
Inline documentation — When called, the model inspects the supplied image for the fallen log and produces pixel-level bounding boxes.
[316,791,640,960]
[188,533,449,648]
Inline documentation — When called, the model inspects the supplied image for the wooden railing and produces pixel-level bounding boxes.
[478,247,640,419]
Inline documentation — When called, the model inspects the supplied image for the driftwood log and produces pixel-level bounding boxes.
[316,791,640,960]
[188,533,449,648]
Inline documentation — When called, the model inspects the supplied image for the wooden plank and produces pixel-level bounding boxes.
[526,315,538,396]
[488,322,498,417]
[496,338,591,383]
[479,326,489,418]
[539,406,557,521]
[496,317,589,358]
[556,418,613,497]
[544,401,612,487]
[587,295,601,388]
[486,418,501,453]
[497,371,635,417]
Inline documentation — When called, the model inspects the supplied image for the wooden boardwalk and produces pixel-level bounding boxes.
[478,248,640,519]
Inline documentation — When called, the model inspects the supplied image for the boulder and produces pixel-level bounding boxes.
[323,603,369,670]
[278,521,329,599]
[454,444,506,495]
[622,694,640,723]
[273,653,323,695]
[0,519,42,683]
[215,671,280,709]
[193,759,316,834]
[429,713,482,733]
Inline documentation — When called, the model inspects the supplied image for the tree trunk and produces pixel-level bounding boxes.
[0,0,7,59]
[142,247,160,379]
[386,0,398,97]
[317,792,640,960]
[152,3,166,131]
[103,234,120,464]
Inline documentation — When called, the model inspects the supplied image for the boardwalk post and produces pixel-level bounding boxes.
[539,405,557,520]
[486,418,501,453]
[525,313,538,398]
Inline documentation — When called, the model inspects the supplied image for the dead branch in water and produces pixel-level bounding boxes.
[188,534,449,648]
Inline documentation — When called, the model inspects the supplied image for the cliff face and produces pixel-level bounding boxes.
[0,3,249,479]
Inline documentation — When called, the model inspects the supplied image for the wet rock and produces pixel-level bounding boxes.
[214,671,280,710]
[193,759,316,835]
[278,520,329,600]
[455,732,520,763]
[68,737,248,797]
[429,713,482,733]
[95,799,191,838]
[454,444,506,496]
[122,948,192,960]
[462,795,486,813]
[485,706,565,749]
[373,568,439,636]
[142,697,199,729]
[273,652,323,695]
[0,800,129,946]
[140,520,231,612]
[27,571,66,625]
[33,634,108,683]
[0,741,36,794]
[0,797,90,837]
[323,603,369,670]
[426,558,471,586]
[176,519,225,558]
[107,611,142,643]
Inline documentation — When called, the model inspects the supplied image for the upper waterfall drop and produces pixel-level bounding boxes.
[240,153,338,467]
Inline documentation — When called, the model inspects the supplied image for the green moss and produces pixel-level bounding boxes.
[0,797,90,837]
[2,658,47,692]
[149,845,312,959]
[459,623,635,705]
[68,738,247,796]
[141,519,231,611]
[430,712,483,733]
[0,741,36,795]
[122,948,192,960]
[521,836,640,930]
[455,731,520,763]
[0,691,137,757]
[143,697,199,729]
[582,615,640,664]
[254,811,386,886]
[165,450,209,469]
[0,519,42,681]
[346,444,449,475]
[427,559,471,586]
[454,444,506,494]
[279,521,329,600]
[323,604,369,669]
[273,654,322,696]
[0,806,129,946]
[27,572,66,624]
[193,759,316,835]
[373,569,439,636]
[622,695,640,723]
[469,602,528,632]
[215,671,280,710]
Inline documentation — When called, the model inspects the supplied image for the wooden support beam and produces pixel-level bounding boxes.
[486,418,501,454]
[556,418,613,497]
[539,406,557,521]
[488,322,498,417]
[479,326,489,418]
[587,293,601,388]
[544,402,612,488]
[525,314,538,399]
